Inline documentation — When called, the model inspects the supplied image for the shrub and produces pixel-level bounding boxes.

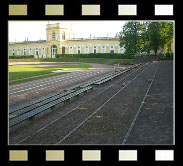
[9,55,34,59]
[158,53,173,60]
[56,53,134,59]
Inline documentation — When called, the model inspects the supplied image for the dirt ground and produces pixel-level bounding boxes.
[9,61,173,145]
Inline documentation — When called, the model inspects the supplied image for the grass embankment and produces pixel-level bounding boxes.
[9,64,91,85]
[9,58,133,65]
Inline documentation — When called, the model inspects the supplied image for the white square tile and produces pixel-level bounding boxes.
[82,150,101,161]
[82,5,100,15]
[155,150,174,161]
[118,5,137,15]
[155,5,173,15]
[119,150,137,161]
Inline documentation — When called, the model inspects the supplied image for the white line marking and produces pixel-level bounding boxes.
[122,62,160,144]
[56,64,149,144]
[16,64,145,144]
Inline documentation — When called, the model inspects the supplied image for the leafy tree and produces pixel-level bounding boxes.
[119,22,144,56]
[143,22,173,55]
[144,22,162,55]
[159,22,174,54]
[119,21,174,56]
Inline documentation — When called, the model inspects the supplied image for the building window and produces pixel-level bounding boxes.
[62,32,65,40]
[69,46,73,54]
[110,45,114,54]
[85,45,89,54]
[23,48,26,55]
[120,47,124,54]
[101,45,106,53]
[17,48,20,55]
[53,32,55,40]
[77,46,81,54]
[42,47,45,57]
[93,46,97,53]
[29,48,33,55]
[62,47,65,54]
[35,47,39,56]
[51,45,57,57]
[12,49,15,56]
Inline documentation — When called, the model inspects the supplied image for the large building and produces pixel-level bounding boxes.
[8,23,124,58]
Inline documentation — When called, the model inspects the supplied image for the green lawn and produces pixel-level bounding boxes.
[9,58,134,85]
[9,58,134,65]
[9,64,91,81]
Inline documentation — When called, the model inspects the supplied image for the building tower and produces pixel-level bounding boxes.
[46,23,73,57]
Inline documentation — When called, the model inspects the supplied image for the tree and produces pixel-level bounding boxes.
[144,22,173,55]
[159,22,174,54]
[119,22,146,56]
[119,21,174,56]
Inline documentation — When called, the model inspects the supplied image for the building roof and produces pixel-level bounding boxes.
[68,37,119,41]
[9,37,119,45]
[9,40,47,45]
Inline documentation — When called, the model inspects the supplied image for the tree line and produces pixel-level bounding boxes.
[118,21,174,56]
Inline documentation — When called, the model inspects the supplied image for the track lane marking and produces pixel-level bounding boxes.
[16,63,145,144]
[56,64,150,144]
[122,61,160,144]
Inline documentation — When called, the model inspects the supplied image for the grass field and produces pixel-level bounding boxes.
[9,58,133,65]
[9,58,134,85]
[9,64,91,81]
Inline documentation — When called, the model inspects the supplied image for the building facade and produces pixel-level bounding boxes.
[8,23,124,58]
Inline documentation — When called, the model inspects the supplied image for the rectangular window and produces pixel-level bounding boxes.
[35,48,39,56]
[12,49,15,56]
[93,46,97,53]
[78,46,81,54]
[110,45,114,54]
[29,48,33,55]
[101,46,106,53]
[69,47,73,54]
[17,48,20,55]
[120,47,124,54]
[53,32,55,40]
[62,32,65,40]
[23,48,26,55]
[85,46,89,54]
[42,48,45,56]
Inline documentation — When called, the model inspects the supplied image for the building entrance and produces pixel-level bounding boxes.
[51,45,57,58]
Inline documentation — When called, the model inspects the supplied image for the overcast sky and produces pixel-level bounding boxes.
[8,21,127,42]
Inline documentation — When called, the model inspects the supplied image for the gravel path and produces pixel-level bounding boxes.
[9,61,173,145]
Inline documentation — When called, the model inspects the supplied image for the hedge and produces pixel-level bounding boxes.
[56,53,134,59]
[158,53,173,60]
[9,55,34,59]
[134,53,173,60]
